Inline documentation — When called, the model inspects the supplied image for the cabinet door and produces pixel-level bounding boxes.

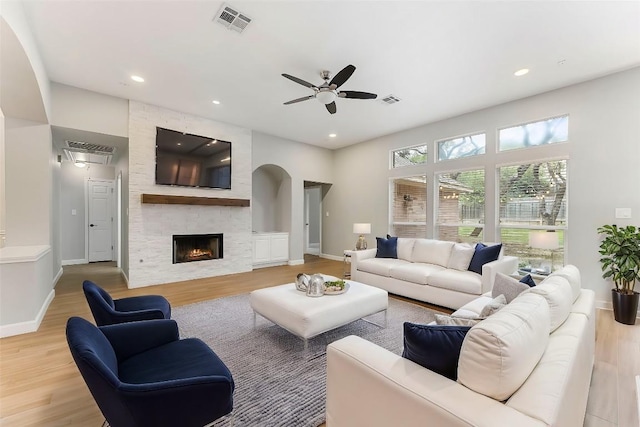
[270,235,289,261]
[253,236,271,264]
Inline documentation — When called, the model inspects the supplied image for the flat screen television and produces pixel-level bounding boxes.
[155,127,231,189]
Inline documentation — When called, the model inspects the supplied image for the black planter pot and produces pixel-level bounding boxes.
[611,289,639,325]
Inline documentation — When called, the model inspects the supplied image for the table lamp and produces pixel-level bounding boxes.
[529,231,560,273]
[353,223,371,250]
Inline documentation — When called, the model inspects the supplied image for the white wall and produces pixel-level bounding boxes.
[128,101,253,288]
[59,162,115,262]
[115,146,129,281]
[4,118,51,246]
[51,82,128,137]
[252,166,280,232]
[326,67,640,307]
[252,131,334,263]
[0,110,5,248]
[51,141,61,280]
[0,4,51,122]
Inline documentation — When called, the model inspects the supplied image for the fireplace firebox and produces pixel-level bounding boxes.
[173,234,223,264]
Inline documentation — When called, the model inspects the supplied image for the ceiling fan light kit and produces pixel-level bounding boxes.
[282,64,377,114]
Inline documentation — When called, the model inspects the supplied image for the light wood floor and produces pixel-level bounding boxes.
[0,257,638,426]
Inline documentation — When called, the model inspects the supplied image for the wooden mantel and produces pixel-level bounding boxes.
[141,194,250,207]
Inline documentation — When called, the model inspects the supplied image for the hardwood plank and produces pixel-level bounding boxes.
[587,361,619,424]
[0,260,636,426]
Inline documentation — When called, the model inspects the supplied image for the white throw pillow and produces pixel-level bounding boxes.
[447,243,476,271]
[435,314,480,327]
[479,294,507,318]
[411,239,455,267]
[521,275,573,332]
[458,293,550,401]
[492,272,530,303]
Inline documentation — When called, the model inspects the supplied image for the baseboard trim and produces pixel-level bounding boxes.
[121,269,129,287]
[320,253,342,262]
[62,258,87,266]
[288,259,304,266]
[53,267,63,287]
[0,289,55,338]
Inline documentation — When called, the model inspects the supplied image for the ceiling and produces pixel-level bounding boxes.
[20,1,640,150]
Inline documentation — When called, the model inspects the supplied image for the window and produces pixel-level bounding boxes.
[498,160,568,273]
[391,144,427,168]
[436,169,485,243]
[499,116,568,152]
[437,133,486,161]
[390,175,427,237]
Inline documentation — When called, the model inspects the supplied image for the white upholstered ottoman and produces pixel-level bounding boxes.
[249,276,388,343]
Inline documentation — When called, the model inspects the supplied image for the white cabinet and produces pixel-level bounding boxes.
[252,232,289,267]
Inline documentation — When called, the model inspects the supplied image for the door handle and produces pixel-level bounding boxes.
[90,224,95,227]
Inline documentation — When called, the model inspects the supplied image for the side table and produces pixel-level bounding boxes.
[343,250,354,278]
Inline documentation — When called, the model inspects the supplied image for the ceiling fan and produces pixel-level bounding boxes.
[282,64,377,114]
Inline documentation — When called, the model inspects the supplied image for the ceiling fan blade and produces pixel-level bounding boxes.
[340,91,377,100]
[329,65,356,88]
[326,102,337,114]
[282,73,316,89]
[284,95,315,105]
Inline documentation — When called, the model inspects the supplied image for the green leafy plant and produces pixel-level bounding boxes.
[597,225,640,294]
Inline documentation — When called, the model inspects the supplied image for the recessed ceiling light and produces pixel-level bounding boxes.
[131,75,145,83]
[514,68,529,77]
[212,100,221,105]
[329,133,337,138]
[177,142,182,146]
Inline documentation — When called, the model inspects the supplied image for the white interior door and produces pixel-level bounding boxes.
[304,190,310,253]
[88,180,114,262]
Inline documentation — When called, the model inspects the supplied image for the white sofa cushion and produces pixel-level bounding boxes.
[522,275,573,332]
[411,239,454,267]
[388,263,445,285]
[428,269,482,295]
[397,238,416,261]
[447,243,476,271]
[547,264,581,302]
[357,258,409,277]
[458,293,550,401]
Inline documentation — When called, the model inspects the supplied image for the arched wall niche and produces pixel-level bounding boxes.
[252,164,292,234]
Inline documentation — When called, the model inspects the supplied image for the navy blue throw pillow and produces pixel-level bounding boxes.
[402,322,471,380]
[467,243,502,274]
[376,236,398,258]
[519,274,536,287]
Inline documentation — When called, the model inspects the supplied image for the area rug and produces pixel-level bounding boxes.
[173,293,441,427]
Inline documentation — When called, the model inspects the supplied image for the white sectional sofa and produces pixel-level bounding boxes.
[350,238,518,309]
[326,265,595,427]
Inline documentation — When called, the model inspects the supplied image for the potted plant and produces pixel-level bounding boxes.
[597,224,640,325]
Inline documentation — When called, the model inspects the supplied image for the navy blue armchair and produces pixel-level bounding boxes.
[83,280,171,326]
[66,317,234,427]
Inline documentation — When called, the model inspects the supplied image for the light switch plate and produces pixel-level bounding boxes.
[615,208,632,219]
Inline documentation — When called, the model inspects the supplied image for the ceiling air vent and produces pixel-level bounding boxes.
[66,140,115,154]
[215,4,252,33]
[63,140,116,166]
[380,95,401,105]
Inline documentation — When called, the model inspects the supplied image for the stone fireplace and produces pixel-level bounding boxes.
[173,233,223,264]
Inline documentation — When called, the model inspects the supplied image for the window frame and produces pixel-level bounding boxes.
[389,174,428,238]
[497,114,569,153]
[435,131,487,163]
[389,143,428,169]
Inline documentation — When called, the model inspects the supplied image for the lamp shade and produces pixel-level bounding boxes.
[353,223,371,235]
[529,231,559,250]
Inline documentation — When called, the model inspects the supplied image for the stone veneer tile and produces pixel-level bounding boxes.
[128,101,252,288]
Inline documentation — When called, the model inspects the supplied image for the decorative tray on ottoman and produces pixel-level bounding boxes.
[324,280,349,295]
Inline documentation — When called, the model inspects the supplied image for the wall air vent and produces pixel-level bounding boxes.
[215,4,252,33]
[65,140,115,154]
[380,95,401,105]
